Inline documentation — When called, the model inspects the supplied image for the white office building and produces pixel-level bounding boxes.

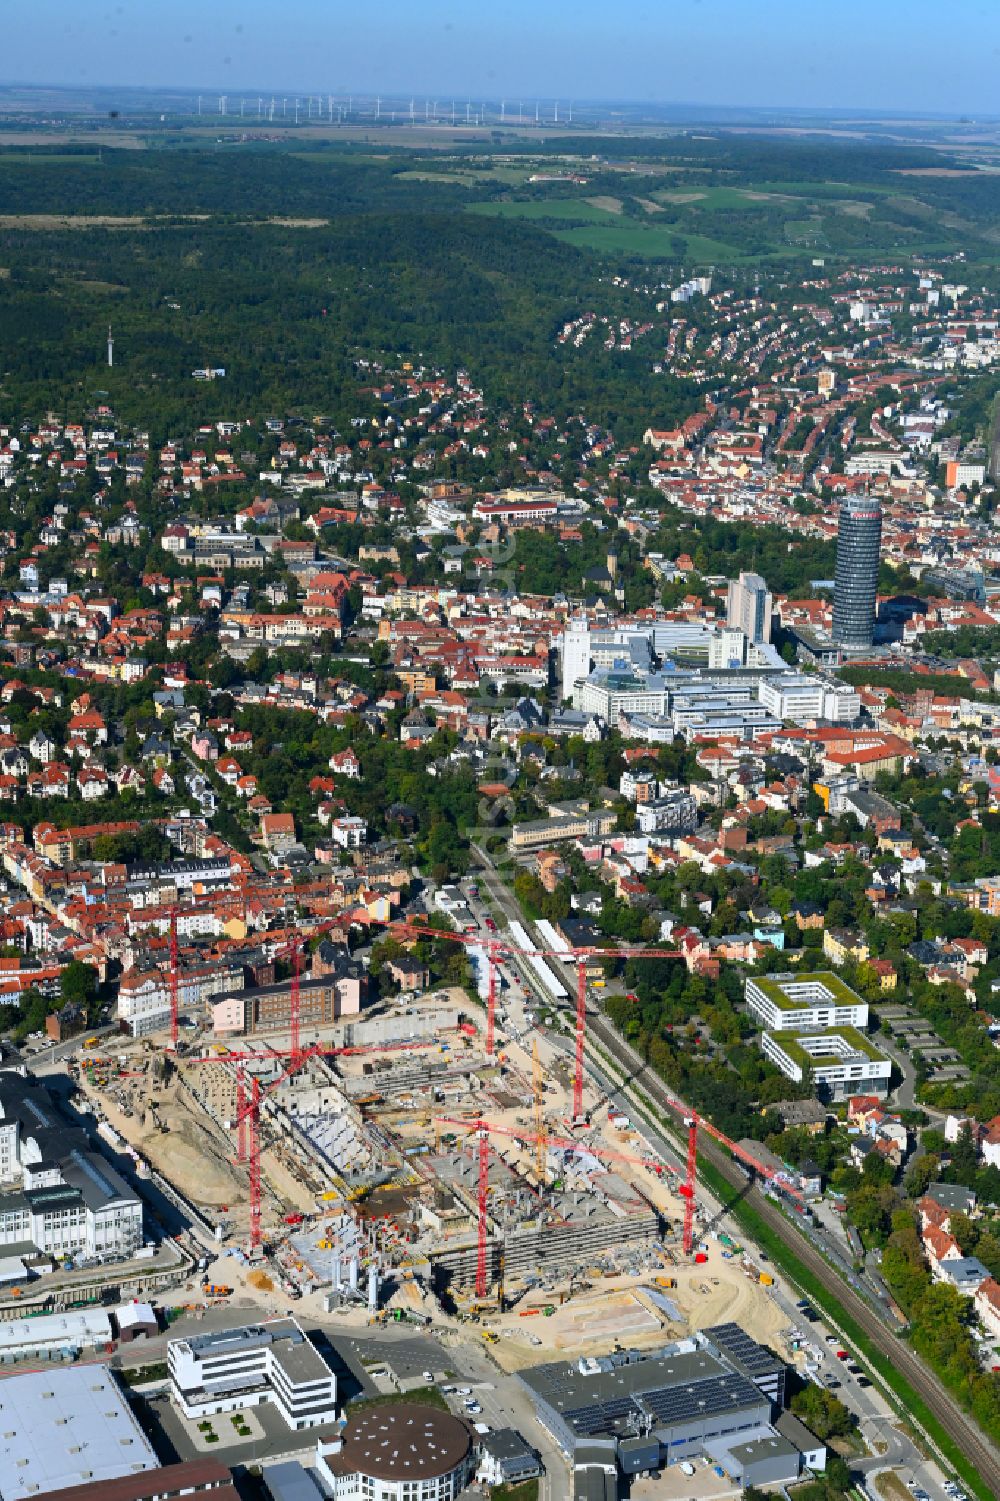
[579,672,671,721]
[745,973,869,1032]
[758,675,860,724]
[561,616,592,703]
[168,1319,338,1431]
[761,1028,892,1101]
[0,1072,143,1260]
[314,1404,475,1501]
[747,974,890,1101]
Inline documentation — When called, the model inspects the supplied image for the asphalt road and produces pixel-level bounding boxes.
[587,1010,1000,1500]
[469,844,999,1500]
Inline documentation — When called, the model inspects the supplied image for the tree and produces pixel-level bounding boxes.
[59,961,98,1011]
[903,1152,940,1199]
[790,1383,854,1441]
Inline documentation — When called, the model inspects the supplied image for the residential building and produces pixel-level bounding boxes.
[727,571,772,645]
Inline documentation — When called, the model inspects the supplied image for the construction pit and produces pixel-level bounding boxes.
[65,993,789,1365]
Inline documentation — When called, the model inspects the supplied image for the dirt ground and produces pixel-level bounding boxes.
[488,1239,788,1372]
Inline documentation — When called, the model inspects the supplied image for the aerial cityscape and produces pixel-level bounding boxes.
[1,5,1000,1501]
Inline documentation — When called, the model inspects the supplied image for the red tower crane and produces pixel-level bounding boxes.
[485,946,498,1060]
[235,1062,247,1162]
[439,1112,677,1293]
[248,1073,262,1252]
[476,1125,490,1299]
[191,1033,438,1253]
[169,907,179,1051]
[289,936,301,1061]
[573,960,587,1121]
[436,1114,674,1180]
[352,911,680,1126]
[680,1114,699,1256]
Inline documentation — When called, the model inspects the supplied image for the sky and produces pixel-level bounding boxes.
[3,0,1000,116]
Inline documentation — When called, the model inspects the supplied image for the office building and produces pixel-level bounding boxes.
[746,974,891,1101]
[0,1365,158,1496]
[168,1319,338,1431]
[520,1327,823,1485]
[745,973,869,1032]
[561,616,592,703]
[0,1071,143,1261]
[313,1404,475,1501]
[761,1028,891,1100]
[758,675,860,724]
[832,497,882,649]
[726,572,772,645]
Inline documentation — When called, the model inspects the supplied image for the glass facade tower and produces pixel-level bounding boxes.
[832,497,882,649]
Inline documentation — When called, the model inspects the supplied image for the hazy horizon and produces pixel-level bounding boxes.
[1,0,997,116]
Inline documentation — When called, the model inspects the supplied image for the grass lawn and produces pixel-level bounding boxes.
[873,1473,913,1501]
[491,1483,539,1501]
[352,1385,449,1412]
[470,196,822,261]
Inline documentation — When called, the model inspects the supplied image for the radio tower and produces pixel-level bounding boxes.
[107,324,114,368]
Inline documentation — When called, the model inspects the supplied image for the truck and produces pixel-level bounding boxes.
[654,1276,677,1289]
[203,1284,232,1298]
[759,1272,774,1286]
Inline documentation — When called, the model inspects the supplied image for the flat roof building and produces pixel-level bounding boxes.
[0,1364,158,1496]
[34,1459,238,1501]
[746,972,869,1032]
[521,1339,772,1465]
[727,572,772,646]
[168,1318,337,1432]
[521,1330,822,1480]
[0,1071,143,1263]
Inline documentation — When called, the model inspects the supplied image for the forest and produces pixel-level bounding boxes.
[0,198,695,440]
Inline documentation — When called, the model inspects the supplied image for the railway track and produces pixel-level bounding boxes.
[468,844,1000,1493]
[588,1012,1000,1499]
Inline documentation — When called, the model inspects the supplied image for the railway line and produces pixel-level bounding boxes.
[469,843,1000,1494]
[588,1011,1000,1500]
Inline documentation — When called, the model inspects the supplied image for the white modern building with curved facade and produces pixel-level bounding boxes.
[315,1404,475,1501]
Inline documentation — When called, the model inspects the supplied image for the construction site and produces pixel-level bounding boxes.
[65,915,794,1365]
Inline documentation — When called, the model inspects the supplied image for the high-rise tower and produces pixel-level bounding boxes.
[726,571,772,645]
[832,497,882,649]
